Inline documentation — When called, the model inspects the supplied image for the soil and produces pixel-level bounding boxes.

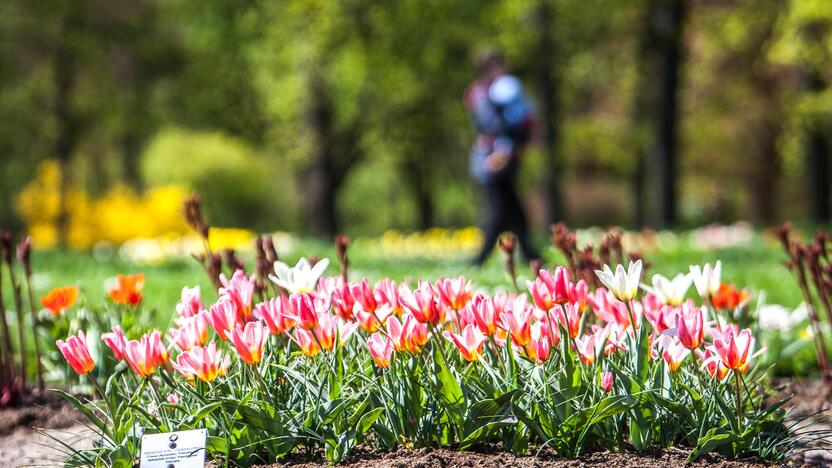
[0,379,830,467]
[270,446,775,468]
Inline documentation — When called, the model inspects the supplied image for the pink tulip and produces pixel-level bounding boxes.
[102,325,128,360]
[526,322,551,363]
[166,392,180,405]
[470,295,502,336]
[289,292,319,330]
[219,270,256,319]
[539,267,571,305]
[569,280,589,310]
[436,276,472,311]
[294,328,320,357]
[528,277,555,312]
[589,289,632,330]
[331,280,356,321]
[231,321,268,365]
[56,331,95,375]
[170,312,210,352]
[208,297,240,340]
[555,302,583,339]
[374,279,403,314]
[696,348,729,380]
[173,341,229,382]
[124,331,169,377]
[367,333,394,368]
[444,324,486,362]
[677,301,705,350]
[600,372,614,393]
[575,333,599,366]
[351,278,379,314]
[658,335,690,372]
[176,286,203,319]
[501,299,533,346]
[713,327,756,373]
[355,305,393,333]
[254,297,295,335]
[400,280,443,325]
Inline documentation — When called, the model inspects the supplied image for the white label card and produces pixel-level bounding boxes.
[140,429,207,468]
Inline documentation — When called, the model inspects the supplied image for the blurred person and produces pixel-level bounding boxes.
[465,50,539,266]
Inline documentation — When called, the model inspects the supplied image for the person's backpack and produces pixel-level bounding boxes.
[488,75,534,146]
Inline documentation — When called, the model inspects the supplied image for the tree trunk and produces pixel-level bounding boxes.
[650,0,686,228]
[305,74,339,236]
[805,69,831,222]
[535,0,565,226]
[53,26,78,248]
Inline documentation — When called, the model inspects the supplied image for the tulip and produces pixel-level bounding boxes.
[436,276,472,311]
[208,297,240,340]
[444,324,486,362]
[107,273,144,305]
[711,283,750,310]
[595,260,642,301]
[569,280,589,310]
[40,286,78,316]
[173,341,229,382]
[294,329,320,357]
[331,280,356,321]
[56,331,95,375]
[367,333,394,368]
[501,300,533,346]
[689,261,721,300]
[658,335,690,372]
[555,302,583,339]
[351,278,379,314]
[470,295,502,336]
[600,371,614,393]
[387,315,408,352]
[402,313,428,353]
[713,327,756,373]
[166,392,179,405]
[270,257,330,293]
[231,321,268,365]
[253,296,295,335]
[589,289,632,330]
[541,267,571,303]
[574,333,598,366]
[677,301,705,350]
[375,279,403,315]
[696,348,729,380]
[643,273,692,306]
[528,277,555,312]
[102,325,128,360]
[355,305,393,333]
[526,322,551,363]
[176,286,203,319]
[289,293,319,330]
[170,312,210,352]
[124,331,169,377]
[400,280,443,325]
[219,270,256,319]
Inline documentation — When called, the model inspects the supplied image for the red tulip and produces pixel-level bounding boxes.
[208,297,240,341]
[254,297,295,335]
[436,276,472,311]
[400,280,443,325]
[713,327,756,373]
[289,293,320,330]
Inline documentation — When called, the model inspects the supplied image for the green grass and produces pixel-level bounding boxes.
[16,234,802,325]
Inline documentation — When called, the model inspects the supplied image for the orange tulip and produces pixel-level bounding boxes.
[41,286,78,315]
[711,283,750,310]
[108,274,144,306]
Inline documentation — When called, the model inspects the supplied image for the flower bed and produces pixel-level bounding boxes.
[48,249,807,467]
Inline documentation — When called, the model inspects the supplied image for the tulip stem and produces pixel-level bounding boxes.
[733,371,742,430]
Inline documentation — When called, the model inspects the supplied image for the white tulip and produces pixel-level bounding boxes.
[595,260,642,301]
[642,273,692,306]
[689,261,721,299]
[269,257,330,293]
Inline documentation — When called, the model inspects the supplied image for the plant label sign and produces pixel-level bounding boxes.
[140,429,207,468]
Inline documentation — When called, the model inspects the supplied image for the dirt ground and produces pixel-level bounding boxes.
[0,378,830,467]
